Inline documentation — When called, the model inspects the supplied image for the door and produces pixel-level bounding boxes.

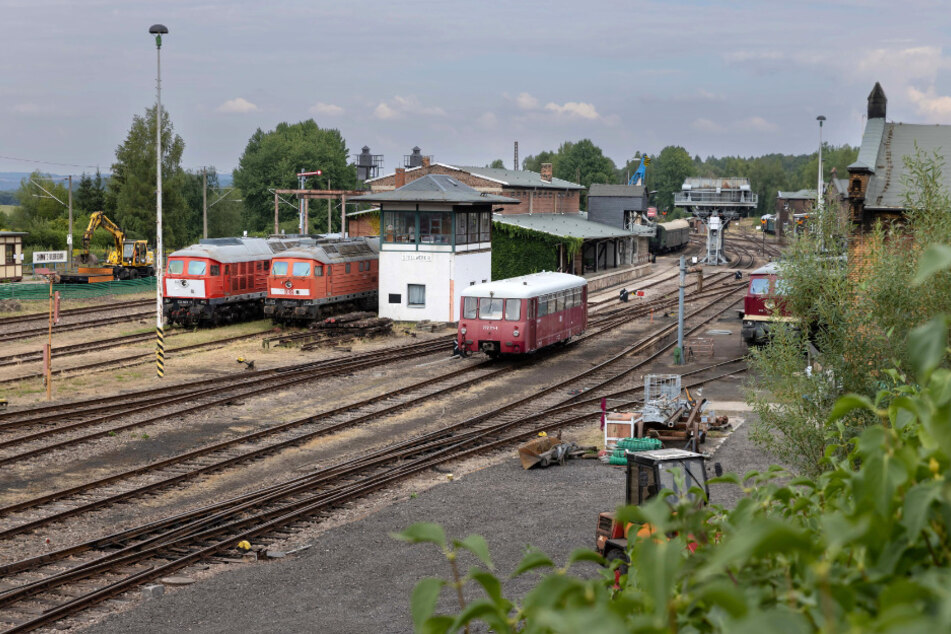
[527,298,537,350]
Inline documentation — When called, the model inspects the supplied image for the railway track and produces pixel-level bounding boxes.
[0,299,154,329]
[0,284,748,632]
[0,310,155,344]
[0,329,187,367]
[0,328,276,387]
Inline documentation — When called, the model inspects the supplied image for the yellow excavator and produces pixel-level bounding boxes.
[63,211,155,282]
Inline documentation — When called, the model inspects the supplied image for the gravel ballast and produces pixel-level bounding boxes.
[86,415,784,634]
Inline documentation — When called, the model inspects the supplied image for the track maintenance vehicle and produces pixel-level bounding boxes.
[61,211,154,282]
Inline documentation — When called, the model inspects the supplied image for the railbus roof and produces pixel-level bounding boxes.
[460,271,586,299]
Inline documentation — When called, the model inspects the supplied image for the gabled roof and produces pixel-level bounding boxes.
[587,184,646,198]
[454,166,585,190]
[366,163,584,190]
[352,174,519,205]
[849,117,886,172]
[493,212,654,239]
[777,189,816,200]
[864,122,951,209]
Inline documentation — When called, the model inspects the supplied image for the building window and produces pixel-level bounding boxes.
[420,211,452,245]
[383,210,417,244]
[408,284,425,307]
[3,246,13,266]
[389,293,401,304]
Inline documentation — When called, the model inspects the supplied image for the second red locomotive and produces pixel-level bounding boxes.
[457,272,588,357]
[264,237,380,323]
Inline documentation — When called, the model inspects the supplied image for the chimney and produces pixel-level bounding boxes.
[868,82,887,119]
[421,156,431,168]
[540,163,553,183]
[395,168,406,189]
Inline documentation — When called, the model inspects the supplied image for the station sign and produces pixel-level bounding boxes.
[32,251,67,264]
[647,207,657,218]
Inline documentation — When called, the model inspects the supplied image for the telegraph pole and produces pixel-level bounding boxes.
[67,175,73,270]
[150,23,168,379]
[202,167,208,239]
[677,256,686,365]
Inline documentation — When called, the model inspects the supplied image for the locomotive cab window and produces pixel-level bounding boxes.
[314,265,323,277]
[187,261,207,276]
[271,261,288,276]
[167,259,184,275]
[749,278,770,295]
[463,296,477,319]
[210,265,220,276]
[504,299,521,320]
[774,280,790,295]
[292,262,311,277]
[479,297,504,320]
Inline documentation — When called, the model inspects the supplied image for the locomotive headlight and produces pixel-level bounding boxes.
[513,329,520,337]
[460,326,467,335]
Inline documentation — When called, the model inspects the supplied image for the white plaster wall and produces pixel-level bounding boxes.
[378,250,491,322]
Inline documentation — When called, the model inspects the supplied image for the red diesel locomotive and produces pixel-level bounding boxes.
[457,272,588,358]
[264,237,380,323]
[163,237,295,326]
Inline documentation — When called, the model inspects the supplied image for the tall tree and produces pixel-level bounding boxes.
[233,120,356,233]
[14,171,70,222]
[109,105,192,247]
[74,169,107,213]
[647,145,695,212]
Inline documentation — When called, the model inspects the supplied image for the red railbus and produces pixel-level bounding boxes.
[457,272,588,358]
[741,262,794,344]
[264,238,379,323]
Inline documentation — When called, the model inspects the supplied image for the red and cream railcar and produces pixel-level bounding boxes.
[163,237,275,326]
[264,238,380,323]
[740,262,795,345]
[457,272,588,358]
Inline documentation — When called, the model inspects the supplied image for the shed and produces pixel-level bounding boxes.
[0,231,28,282]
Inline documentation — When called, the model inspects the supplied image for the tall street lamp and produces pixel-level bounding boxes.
[150,23,168,379]
[817,115,826,250]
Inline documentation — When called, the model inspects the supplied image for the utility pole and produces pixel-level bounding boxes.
[202,167,208,239]
[67,175,73,270]
[677,255,685,365]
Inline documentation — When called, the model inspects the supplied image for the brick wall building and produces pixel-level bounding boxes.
[369,160,584,215]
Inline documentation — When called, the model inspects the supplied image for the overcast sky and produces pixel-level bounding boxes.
[2,0,949,177]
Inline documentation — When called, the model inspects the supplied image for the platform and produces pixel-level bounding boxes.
[583,263,652,292]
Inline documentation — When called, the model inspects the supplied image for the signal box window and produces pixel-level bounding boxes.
[210,265,220,276]
[168,260,184,275]
[408,284,426,307]
[504,299,521,320]
[479,297,504,320]
[463,297,477,319]
[314,265,323,277]
[749,278,770,295]
[187,261,207,276]
[292,262,311,277]
[271,261,288,276]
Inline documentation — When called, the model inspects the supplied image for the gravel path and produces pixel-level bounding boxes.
[86,413,786,634]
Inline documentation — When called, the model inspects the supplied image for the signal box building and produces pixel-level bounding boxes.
[352,175,518,322]
[0,231,27,282]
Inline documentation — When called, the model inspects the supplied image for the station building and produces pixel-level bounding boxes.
[352,174,518,322]
[0,231,27,282]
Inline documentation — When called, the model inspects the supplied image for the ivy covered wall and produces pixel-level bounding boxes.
[491,222,583,280]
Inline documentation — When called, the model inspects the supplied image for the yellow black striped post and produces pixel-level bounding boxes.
[156,326,165,378]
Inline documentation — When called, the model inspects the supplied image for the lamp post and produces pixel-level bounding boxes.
[817,115,826,250]
[150,23,168,379]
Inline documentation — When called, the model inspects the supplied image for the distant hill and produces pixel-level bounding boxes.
[0,170,233,195]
